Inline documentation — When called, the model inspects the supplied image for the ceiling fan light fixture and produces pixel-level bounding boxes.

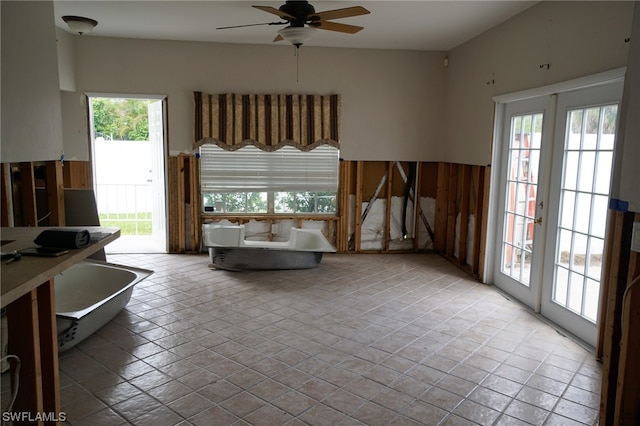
[62,15,98,35]
[278,26,316,47]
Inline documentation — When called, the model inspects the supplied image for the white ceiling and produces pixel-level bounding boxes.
[53,1,538,52]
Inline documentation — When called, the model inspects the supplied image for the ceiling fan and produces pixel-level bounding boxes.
[217,1,371,48]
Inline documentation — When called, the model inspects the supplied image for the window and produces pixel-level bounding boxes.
[200,144,339,214]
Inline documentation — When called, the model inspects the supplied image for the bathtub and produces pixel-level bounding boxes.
[202,224,336,271]
[55,260,153,351]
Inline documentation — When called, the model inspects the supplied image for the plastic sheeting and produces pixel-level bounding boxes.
[352,196,436,251]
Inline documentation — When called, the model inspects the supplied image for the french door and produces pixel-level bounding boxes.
[148,99,168,252]
[493,79,623,347]
[493,96,553,310]
[541,82,623,346]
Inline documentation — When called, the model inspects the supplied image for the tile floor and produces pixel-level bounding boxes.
[2,253,601,425]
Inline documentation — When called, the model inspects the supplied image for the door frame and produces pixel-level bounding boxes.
[86,92,169,252]
[484,67,626,287]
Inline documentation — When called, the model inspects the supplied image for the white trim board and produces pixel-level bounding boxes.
[493,67,626,104]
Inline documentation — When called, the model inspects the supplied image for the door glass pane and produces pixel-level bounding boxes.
[560,192,575,228]
[594,151,613,194]
[563,152,579,190]
[587,236,604,280]
[568,272,584,312]
[584,278,600,321]
[552,103,618,322]
[578,152,596,192]
[501,112,543,288]
[555,266,569,304]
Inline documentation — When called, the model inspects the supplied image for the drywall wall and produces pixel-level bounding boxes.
[445,1,634,166]
[63,37,446,162]
[56,27,76,92]
[1,0,63,163]
[614,2,640,213]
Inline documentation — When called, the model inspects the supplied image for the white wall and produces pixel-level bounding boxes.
[445,1,634,166]
[614,2,640,213]
[1,1,63,163]
[52,1,636,175]
[57,27,76,92]
[62,38,446,162]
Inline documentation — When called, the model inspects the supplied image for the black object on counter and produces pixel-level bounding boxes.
[34,229,91,249]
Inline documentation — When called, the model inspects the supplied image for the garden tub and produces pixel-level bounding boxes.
[55,260,153,351]
[202,224,336,271]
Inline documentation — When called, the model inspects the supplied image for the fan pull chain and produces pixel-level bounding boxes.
[295,46,301,83]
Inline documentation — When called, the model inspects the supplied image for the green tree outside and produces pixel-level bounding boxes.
[93,98,150,141]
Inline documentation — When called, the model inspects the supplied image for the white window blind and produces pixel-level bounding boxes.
[199,144,339,192]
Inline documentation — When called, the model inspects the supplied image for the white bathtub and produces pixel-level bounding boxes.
[202,224,336,270]
[55,260,153,351]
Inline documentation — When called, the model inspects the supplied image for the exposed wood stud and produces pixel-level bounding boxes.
[413,162,422,251]
[599,211,634,426]
[327,220,335,246]
[188,156,200,252]
[353,161,363,252]
[458,165,471,264]
[36,280,61,415]
[6,289,45,414]
[385,161,393,251]
[19,162,37,227]
[472,166,486,276]
[178,156,187,252]
[63,161,92,189]
[337,161,351,252]
[613,213,640,425]
[597,208,619,359]
[445,164,458,257]
[45,161,65,226]
[1,163,13,227]
[167,157,178,251]
[434,163,450,252]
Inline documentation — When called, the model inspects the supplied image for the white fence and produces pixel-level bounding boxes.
[94,138,152,214]
[95,183,152,217]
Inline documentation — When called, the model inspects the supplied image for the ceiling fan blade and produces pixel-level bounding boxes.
[253,5,295,20]
[313,20,364,34]
[273,34,284,42]
[217,21,286,30]
[310,6,370,22]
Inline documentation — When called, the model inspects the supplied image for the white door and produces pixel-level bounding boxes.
[492,80,623,347]
[541,82,623,347]
[493,96,553,309]
[148,99,167,251]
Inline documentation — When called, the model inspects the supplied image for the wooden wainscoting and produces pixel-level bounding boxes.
[1,160,92,227]
[167,154,200,253]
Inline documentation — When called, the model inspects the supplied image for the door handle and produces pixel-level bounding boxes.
[534,217,543,225]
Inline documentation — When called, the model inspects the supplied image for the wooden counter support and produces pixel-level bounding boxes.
[6,289,45,418]
[1,227,120,425]
[37,280,61,417]
[6,281,60,424]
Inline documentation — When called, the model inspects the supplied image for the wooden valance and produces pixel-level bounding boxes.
[194,92,340,151]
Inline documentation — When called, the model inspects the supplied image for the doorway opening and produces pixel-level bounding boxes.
[88,95,167,253]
